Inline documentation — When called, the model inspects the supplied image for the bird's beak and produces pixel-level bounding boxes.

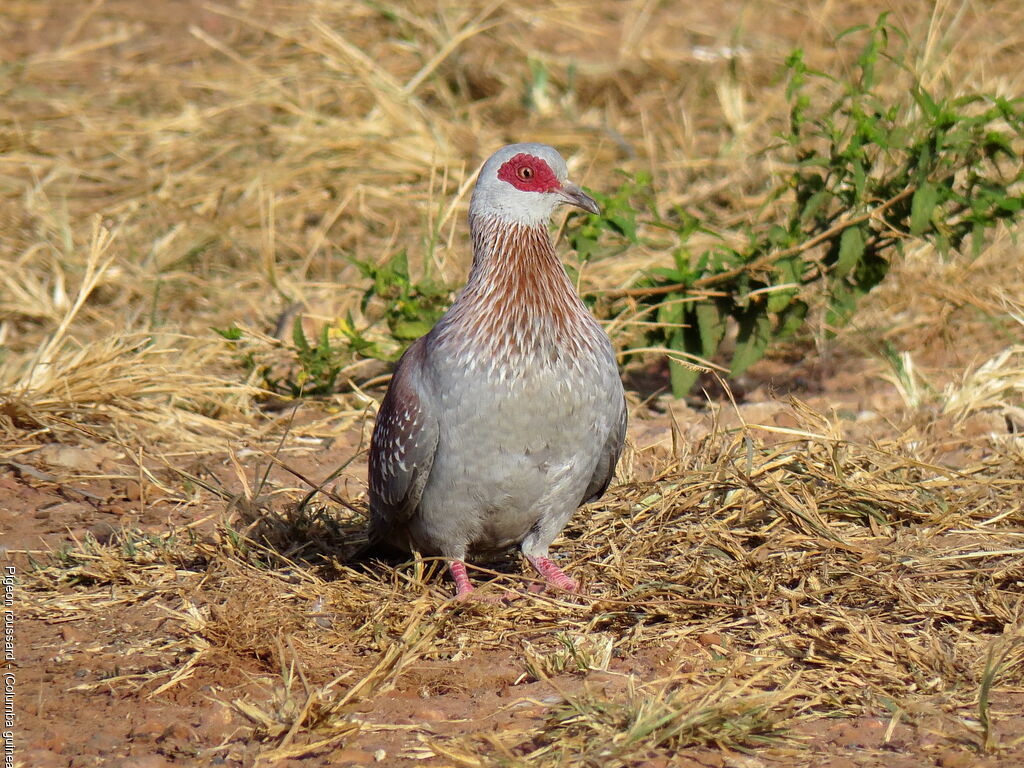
[558,182,601,215]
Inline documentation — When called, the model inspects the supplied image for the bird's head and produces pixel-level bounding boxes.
[468,143,600,227]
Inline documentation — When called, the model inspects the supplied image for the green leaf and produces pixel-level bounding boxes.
[768,225,793,247]
[826,284,859,330]
[835,23,870,42]
[668,357,699,399]
[800,189,831,224]
[910,182,939,235]
[212,324,242,341]
[767,258,801,313]
[318,323,333,354]
[665,325,703,398]
[657,292,685,327]
[694,300,726,357]
[983,130,1016,160]
[731,309,772,377]
[292,317,310,353]
[392,248,410,282]
[391,319,434,340]
[776,300,809,339]
[995,195,1022,213]
[607,212,637,241]
[649,266,685,282]
[912,86,939,118]
[851,159,867,200]
[835,225,865,279]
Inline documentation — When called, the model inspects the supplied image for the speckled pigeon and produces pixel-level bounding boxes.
[367,143,626,598]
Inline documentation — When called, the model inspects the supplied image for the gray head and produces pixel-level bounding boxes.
[468,143,600,227]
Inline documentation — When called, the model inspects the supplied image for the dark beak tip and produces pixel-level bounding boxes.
[563,184,600,215]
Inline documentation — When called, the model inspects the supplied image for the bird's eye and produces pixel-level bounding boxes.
[517,166,534,180]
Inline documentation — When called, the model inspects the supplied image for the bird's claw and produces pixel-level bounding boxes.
[528,555,579,593]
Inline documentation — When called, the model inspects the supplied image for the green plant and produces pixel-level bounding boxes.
[351,248,451,353]
[214,246,451,397]
[522,632,614,680]
[578,15,1024,396]
[566,170,649,264]
[214,320,349,398]
[281,319,347,396]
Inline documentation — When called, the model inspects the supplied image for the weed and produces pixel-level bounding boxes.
[524,676,797,763]
[351,248,451,356]
[579,15,1024,396]
[213,247,450,397]
[522,632,614,680]
[214,318,352,398]
[212,23,1023,401]
[566,170,649,265]
[978,636,1022,753]
[284,319,346,396]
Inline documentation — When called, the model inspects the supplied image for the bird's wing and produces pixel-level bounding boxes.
[581,395,627,505]
[367,339,439,541]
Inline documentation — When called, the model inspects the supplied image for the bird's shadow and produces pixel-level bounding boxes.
[227,496,525,590]
[226,495,375,577]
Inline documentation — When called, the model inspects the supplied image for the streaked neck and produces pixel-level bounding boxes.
[434,213,599,376]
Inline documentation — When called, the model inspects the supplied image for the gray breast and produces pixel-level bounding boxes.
[406,334,621,555]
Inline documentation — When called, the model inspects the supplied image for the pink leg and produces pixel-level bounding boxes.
[528,556,578,593]
[449,560,475,600]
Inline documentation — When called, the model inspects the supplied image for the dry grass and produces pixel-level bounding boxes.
[18,409,1024,763]
[4,0,1024,765]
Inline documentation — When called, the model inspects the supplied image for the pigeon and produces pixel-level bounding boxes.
[367,142,626,598]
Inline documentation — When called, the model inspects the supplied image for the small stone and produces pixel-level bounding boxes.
[87,521,118,544]
[28,731,67,754]
[117,757,174,768]
[410,705,447,722]
[36,444,95,471]
[197,702,235,730]
[47,502,92,523]
[772,410,801,429]
[61,625,90,644]
[125,480,142,501]
[141,508,164,524]
[330,748,375,765]
[510,704,546,719]
[132,719,166,740]
[15,750,65,768]
[831,722,869,748]
[159,722,191,742]
[696,753,725,768]
[698,632,722,647]
[937,749,976,768]
[723,754,764,768]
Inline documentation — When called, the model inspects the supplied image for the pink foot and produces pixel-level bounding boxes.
[528,555,578,593]
[449,560,475,600]
[448,560,510,603]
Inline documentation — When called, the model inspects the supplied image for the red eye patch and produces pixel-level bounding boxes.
[496,153,560,193]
